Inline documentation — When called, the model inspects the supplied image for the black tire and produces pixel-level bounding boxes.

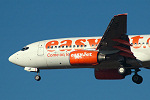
[35,75,41,81]
[132,74,143,84]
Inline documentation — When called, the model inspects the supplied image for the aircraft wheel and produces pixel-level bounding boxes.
[132,74,143,84]
[35,75,41,81]
[118,66,126,75]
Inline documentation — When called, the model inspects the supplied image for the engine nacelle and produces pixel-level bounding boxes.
[95,69,125,79]
[69,50,105,66]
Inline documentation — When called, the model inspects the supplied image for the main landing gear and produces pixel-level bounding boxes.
[132,69,143,84]
[118,67,143,84]
[34,69,41,81]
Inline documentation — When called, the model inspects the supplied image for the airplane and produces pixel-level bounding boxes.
[8,13,150,84]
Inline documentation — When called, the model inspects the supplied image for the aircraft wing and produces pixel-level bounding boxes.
[97,14,129,53]
[96,14,143,69]
[96,14,136,59]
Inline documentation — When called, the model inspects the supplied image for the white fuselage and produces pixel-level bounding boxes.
[8,35,150,69]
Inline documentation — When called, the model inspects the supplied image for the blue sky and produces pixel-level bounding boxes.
[1,0,150,100]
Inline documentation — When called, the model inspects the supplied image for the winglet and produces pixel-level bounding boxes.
[114,13,128,17]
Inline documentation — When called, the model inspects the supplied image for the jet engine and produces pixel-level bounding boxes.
[69,50,105,66]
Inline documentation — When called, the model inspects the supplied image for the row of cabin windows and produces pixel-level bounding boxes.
[47,44,98,49]
[48,45,86,49]
[131,42,149,45]
[47,42,150,49]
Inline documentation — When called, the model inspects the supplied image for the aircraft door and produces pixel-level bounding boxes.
[37,41,45,56]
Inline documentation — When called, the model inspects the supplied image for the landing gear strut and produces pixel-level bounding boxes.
[118,65,131,76]
[132,69,143,84]
[118,58,130,76]
[118,65,143,84]
[34,69,41,81]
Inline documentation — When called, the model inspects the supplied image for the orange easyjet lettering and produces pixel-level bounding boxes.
[146,38,150,47]
[46,36,148,52]
[75,39,86,46]
[87,39,101,47]
[45,40,59,52]
[131,36,143,49]
[60,40,72,51]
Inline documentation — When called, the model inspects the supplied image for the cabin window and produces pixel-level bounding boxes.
[51,46,53,48]
[77,45,79,48]
[73,45,76,48]
[81,45,83,47]
[55,46,57,48]
[66,45,68,48]
[62,46,64,48]
[69,45,72,48]
[84,45,87,47]
[21,47,29,51]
